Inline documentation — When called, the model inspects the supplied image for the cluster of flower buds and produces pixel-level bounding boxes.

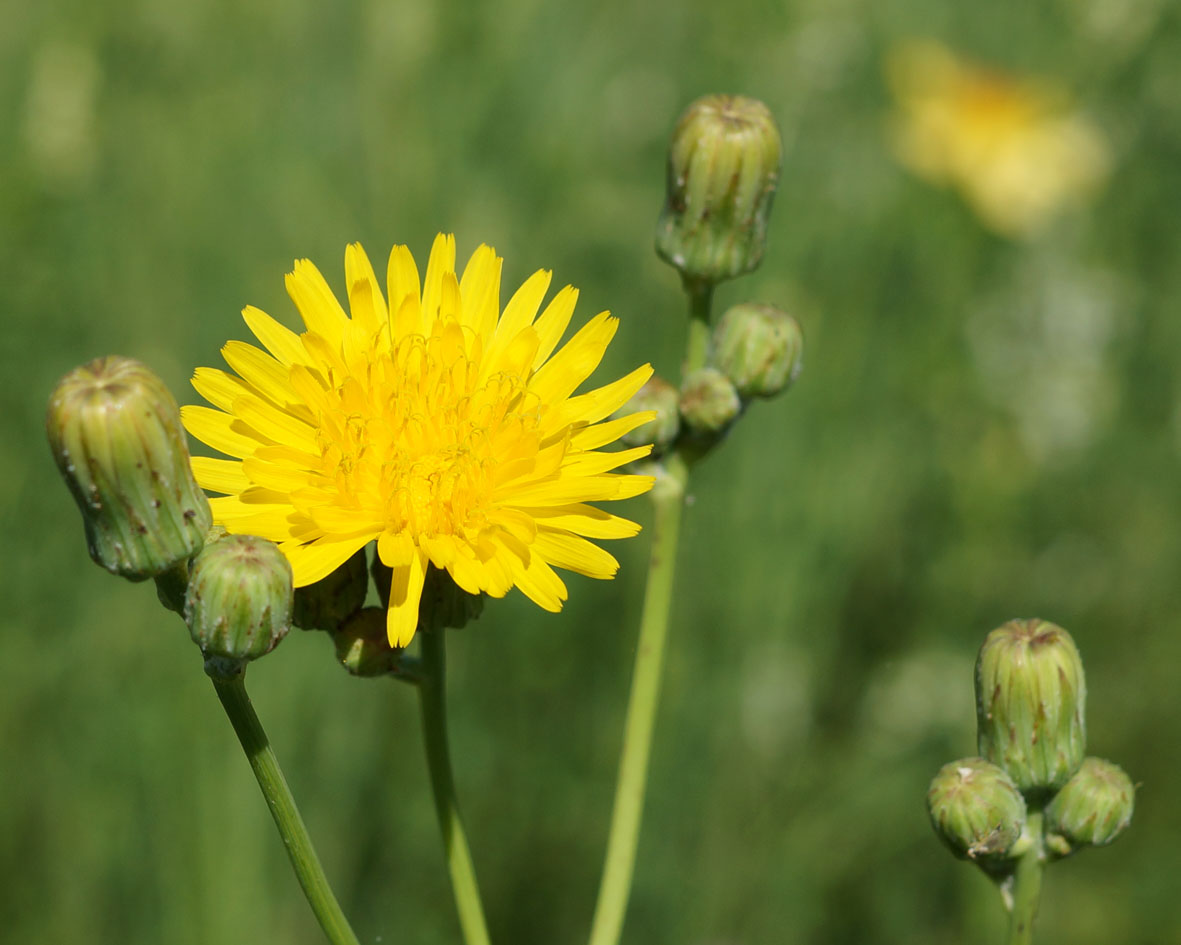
[48,356,483,682]
[927,619,1134,879]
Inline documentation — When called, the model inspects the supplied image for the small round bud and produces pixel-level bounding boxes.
[334,607,399,676]
[710,303,803,399]
[618,376,681,455]
[293,548,369,632]
[976,619,1086,798]
[1045,757,1134,856]
[371,560,484,633]
[655,95,782,285]
[184,534,292,675]
[679,367,741,439]
[47,356,212,580]
[928,757,1028,866]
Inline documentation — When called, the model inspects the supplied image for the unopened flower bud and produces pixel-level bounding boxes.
[710,303,803,399]
[334,607,399,676]
[47,356,212,580]
[371,560,484,633]
[1045,757,1134,856]
[679,367,741,439]
[293,548,369,632]
[976,619,1086,798]
[655,95,782,285]
[928,757,1028,867]
[184,534,292,676]
[618,376,680,455]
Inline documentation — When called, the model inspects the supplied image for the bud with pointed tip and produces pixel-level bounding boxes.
[976,619,1086,798]
[618,376,680,455]
[655,95,782,285]
[710,303,803,399]
[679,367,741,440]
[184,534,292,676]
[293,548,369,632]
[928,757,1029,868]
[47,356,212,580]
[1045,757,1134,856]
[334,607,400,677]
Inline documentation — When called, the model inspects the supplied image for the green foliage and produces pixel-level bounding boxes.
[2,1,1179,943]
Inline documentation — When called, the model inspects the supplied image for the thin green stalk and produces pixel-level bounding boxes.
[1007,810,1046,945]
[211,673,361,945]
[418,630,493,945]
[588,450,689,945]
[684,279,714,375]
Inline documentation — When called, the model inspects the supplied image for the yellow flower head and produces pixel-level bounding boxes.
[887,40,1110,236]
[183,236,656,647]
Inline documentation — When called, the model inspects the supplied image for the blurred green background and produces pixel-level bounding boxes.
[3,0,1180,943]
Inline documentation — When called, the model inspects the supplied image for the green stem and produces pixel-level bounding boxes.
[418,630,493,945]
[1007,810,1046,945]
[587,450,689,945]
[211,673,361,945]
[684,279,714,376]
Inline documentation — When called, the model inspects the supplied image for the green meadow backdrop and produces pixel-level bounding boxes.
[3,1,1179,942]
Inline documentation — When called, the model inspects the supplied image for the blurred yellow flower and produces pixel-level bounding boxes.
[183,236,655,646]
[887,40,1110,236]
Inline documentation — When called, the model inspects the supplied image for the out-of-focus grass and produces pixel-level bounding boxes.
[3,1,1180,943]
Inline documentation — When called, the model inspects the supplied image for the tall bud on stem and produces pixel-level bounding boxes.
[656,95,782,286]
[47,356,212,579]
[976,619,1086,799]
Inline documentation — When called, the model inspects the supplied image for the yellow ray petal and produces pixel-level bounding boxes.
[534,529,620,579]
[561,444,652,477]
[522,504,642,539]
[191,456,250,495]
[385,545,428,647]
[242,305,307,366]
[421,233,456,324]
[529,311,617,405]
[344,242,386,333]
[550,364,655,432]
[285,535,373,587]
[182,405,272,458]
[531,285,578,369]
[458,244,502,341]
[285,258,348,343]
[192,367,251,413]
[386,244,421,322]
[569,409,657,451]
[507,552,567,612]
[222,341,296,405]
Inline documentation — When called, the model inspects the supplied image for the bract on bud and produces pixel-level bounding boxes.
[710,303,803,399]
[618,376,680,455]
[371,560,484,633]
[655,94,782,285]
[1045,757,1134,856]
[679,367,741,440]
[293,548,369,632]
[334,607,400,677]
[928,757,1028,867]
[184,534,292,676]
[47,356,212,580]
[976,619,1086,798]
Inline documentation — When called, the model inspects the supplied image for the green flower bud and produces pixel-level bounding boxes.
[618,376,681,455]
[333,607,399,676]
[46,356,212,580]
[679,367,741,439]
[293,548,369,632]
[1045,757,1134,856]
[928,758,1028,867]
[371,560,484,634]
[184,534,292,676]
[655,94,782,285]
[710,303,803,399]
[976,619,1086,798]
